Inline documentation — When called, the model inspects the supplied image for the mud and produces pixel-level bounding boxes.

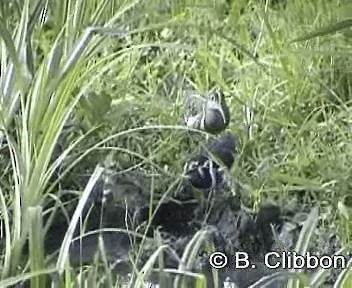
[44,132,342,288]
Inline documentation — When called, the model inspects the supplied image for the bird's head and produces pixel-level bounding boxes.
[202,90,230,134]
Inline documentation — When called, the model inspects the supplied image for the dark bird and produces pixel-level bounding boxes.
[185,155,226,190]
[255,202,282,251]
[184,90,230,134]
[184,132,237,190]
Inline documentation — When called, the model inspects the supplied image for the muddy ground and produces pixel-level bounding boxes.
[44,132,343,288]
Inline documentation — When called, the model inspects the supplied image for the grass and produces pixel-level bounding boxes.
[0,0,351,287]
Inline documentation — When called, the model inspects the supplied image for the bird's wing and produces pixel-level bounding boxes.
[184,92,207,117]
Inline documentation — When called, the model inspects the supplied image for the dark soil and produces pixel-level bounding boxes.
[44,131,342,288]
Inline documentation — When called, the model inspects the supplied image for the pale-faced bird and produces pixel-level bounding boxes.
[184,90,230,134]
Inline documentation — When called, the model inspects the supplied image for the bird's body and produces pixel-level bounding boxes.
[184,132,237,191]
[184,90,230,134]
[202,91,230,133]
[185,156,226,190]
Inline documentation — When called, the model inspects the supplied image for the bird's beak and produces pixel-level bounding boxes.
[218,107,227,124]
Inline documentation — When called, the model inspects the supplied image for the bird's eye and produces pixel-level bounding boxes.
[209,93,217,101]
[209,91,221,103]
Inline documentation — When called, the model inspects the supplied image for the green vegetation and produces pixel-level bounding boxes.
[0,0,351,287]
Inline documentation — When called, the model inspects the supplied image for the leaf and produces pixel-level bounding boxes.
[287,207,319,288]
[291,18,352,42]
[28,206,46,287]
[249,271,307,288]
[310,246,349,287]
[56,166,103,274]
[338,195,352,220]
[334,262,352,288]
[104,100,139,124]
[174,230,208,287]
[80,91,112,125]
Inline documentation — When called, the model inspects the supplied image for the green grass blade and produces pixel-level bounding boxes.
[291,18,352,42]
[249,271,307,288]
[287,207,319,288]
[28,206,46,287]
[56,165,103,274]
[0,187,11,278]
[174,230,208,287]
[0,268,56,287]
[310,246,349,287]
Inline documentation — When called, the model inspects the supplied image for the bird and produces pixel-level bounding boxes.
[185,155,227,190]
[255,202,282,251]
[184,132,237,190]
[184,90,230,134]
